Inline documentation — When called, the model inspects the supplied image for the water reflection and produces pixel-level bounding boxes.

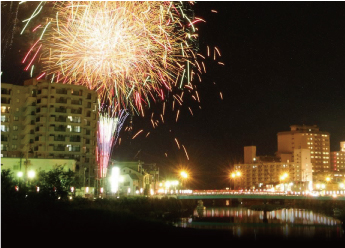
[177,207,344,240]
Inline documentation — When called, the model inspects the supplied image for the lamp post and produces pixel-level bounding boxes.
[27,170,35,190]
[325,176,331,191]
[180,171,188,189]
[230,171,241,190]
[280,173,288,192]
[17,171,23,190]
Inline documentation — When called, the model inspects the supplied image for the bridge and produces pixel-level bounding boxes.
[174,190,345,201]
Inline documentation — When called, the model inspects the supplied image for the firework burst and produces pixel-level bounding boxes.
[22,1,205,114]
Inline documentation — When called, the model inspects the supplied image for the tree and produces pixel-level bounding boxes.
[1,169,17,200]
[33,165,76,199]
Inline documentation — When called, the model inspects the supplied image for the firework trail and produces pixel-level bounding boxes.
[97,106,129,178]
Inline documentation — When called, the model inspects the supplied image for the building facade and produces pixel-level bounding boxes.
[331,141,345,172]
[234,146,312,191]
[277,125,330,174]
[109,160,159,195]
[1,78,98,186]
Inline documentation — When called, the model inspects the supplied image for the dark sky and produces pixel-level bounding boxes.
[2,1,345,189]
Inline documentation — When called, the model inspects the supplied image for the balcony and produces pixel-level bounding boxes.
[71,99,82,105]
[24,96,36,104]
[23,124,35,133]
[55,108,67,114]
[38,146,46,152]
[48,135,66,142]
[20,134,35,145]
[70,109,82,115]
[1,98,10,104]
[35,136,46,142]
[1,89,11,95]
[36,117,47,124]
[54,147,66,152]
[56,89,68,95]
[70,90,82,96]
[55,117,67,123]
[1,108,10,114]
[37,88,48,96]
[36,107,48,114]
[35,126,46,133]
[36,98,48,105]
[52,126,66,132]
[1,117,9,123]
[69,147,81,152]
[56,98,68,104]
[23,115,35,125]
[70,136,81,142]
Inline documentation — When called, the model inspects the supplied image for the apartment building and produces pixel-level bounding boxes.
[234,146,312,190]
[277,125,330,174]
[1,78,98,186]
[331,141,345,172]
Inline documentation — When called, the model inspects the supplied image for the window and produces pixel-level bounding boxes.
[1,125,8,132]
[14,116,19,121]
[13,126,18,131]
[12,144,17,150]
[16,108,19,112]
[12,135,18,140]
[74,126,81,133]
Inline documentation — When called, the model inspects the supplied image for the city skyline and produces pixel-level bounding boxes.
[1,2,345,189]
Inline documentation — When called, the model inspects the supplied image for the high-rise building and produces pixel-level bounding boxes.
[277,125,330,174]
[331,141,345,172]
[1,79,98,186]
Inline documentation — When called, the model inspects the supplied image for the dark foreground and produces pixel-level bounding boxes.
[2,195,345,247]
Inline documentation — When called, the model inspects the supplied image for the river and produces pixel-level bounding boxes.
[175,206,344,241]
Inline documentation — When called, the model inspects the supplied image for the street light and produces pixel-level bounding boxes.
[28,170,35,179]
[180,171,188,179]
[280,173,289,192]
[230,171,241,190]
[27,170,35,189]
[180,171,188,189]
[17,171,23,190]
[325,176,331,191]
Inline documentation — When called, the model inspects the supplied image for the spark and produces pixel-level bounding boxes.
[182,144,189,160]
[132,130,143,139]
[175,138,180,149]
[176,109,180,122]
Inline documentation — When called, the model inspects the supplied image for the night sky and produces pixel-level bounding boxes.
[1,1,345,189]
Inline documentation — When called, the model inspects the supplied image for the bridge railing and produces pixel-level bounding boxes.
[181,189,345,198]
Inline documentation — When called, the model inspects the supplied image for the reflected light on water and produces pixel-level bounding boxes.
[178,206,344,240]
[195,207,341,226]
